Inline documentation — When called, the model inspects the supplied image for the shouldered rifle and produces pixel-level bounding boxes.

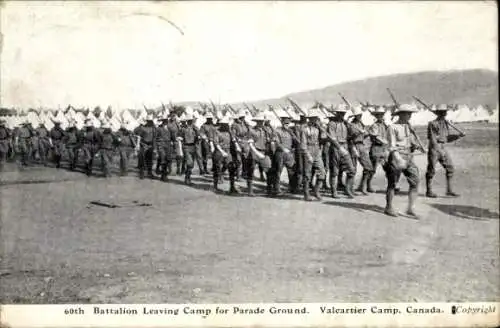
[338,93,352,108]
[412,96,465,136]
[286,98,307,116]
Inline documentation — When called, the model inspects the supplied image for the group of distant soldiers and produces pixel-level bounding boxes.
[0,102,465,218]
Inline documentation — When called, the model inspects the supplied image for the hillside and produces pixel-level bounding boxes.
[227,69,498,109]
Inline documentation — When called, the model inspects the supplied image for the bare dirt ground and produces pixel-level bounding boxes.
[0,123,498,304]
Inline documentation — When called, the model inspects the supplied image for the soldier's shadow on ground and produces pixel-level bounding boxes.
[323,200,386,215]
[429,203,499,221]
[164,176,214,192]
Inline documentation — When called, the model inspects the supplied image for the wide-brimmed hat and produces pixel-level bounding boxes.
[101,122,111,129]
[85,119,94,127]
[252,113,266,121]
[394,104,418,114]
[307,107,322,118]
[205,112,214,120]
[433,104,449,112]
[184,113,194,121]
[371,106,386,115]
[52,118,62,124]
[351,106,363,116]
[146,114,154,121]
[236,109,246,118]
[218,116,230,125]
[275,108,289,119]
[333,104,349,113]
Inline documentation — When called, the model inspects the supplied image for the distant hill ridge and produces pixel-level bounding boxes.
[226,69,497,109]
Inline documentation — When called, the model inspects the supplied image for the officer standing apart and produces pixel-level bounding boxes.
[425,104,464,198]
[383,104,424,218]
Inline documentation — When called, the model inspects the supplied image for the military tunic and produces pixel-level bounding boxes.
[0,125,11,167]
[98,129,118,176]
[299,124,326,182]
[270,126,296,193]
[115,128,135,175]
[348,119,374,175]
[136,124,157,177]
[426,119,456,179]
[326,120,356,179]
[63,127,79,170]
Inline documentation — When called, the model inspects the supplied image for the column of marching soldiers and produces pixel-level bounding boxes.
[0,97,465,219]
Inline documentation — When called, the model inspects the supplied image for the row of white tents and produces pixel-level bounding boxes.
[1,103,498,132]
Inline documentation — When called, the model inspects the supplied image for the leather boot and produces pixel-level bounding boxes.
[229,175,240,194]
[355,172,369,195]
[446,176,459,197]
[366,172,375,193]
[247,180,254,196]
[303,179,312,201]
[426,177,437,198]
[330,176,339,198]
[345,176,355,199]
[314,179,323,200]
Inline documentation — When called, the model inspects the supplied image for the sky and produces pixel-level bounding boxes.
[0,1,497,109]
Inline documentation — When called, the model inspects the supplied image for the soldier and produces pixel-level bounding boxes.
[63,120,80,171]
[366,106,389,192]
[98,122,117,177]
[178,114,200,185]
[245,113,270,196]
[349,106,374,195]
[35,122,51,166]
[199,112,218,174]
[299,107,326,201]
[292,113,307,194]
[261,115,275,182]
[321,110,335,191]
[326,104,356,198]
[425,104,464,198]
[49,119,66,168]
[115,121,136,176]
[269,110,297,195]
[135,115,157,179]
[14,120,35,167]
[155,114,173,181]
[78,119,101,176]
[383,104,424,218]
[212,116,240,194]
[231,110,251,181]
[167,113,183,175]
[0,119,11,171]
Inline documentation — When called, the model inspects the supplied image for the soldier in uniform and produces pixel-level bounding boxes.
[269,110,297,195]
[166,113,182,175]
[115,121,136,176]
[383,104,424,218]
[135,115,157,179]
[0,119,11,171]
[155,114,173,181]
[299,107,326,201]
[178,114,200,185]
[14,120,35,167]
[366,106,389,192]
[212,116,240,194]
[199,112,218,175]
[262,115,275,182]
[63,120,80,171]
[245,113,271,196]
[326,105,356,198]
[35,122,51,166]
[98,122,117,177]
[292,113,307,194]
[231,110,251,181]
[425,104,464,198]
[78,119,101,176]
[49,119,66,168]
[349,106,374,195]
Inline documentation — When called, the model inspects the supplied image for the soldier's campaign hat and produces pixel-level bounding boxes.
[394,103,418,114]
[218,116,230,125]
[85,119,94,127]
[307,107,322,118]
[237,109,246,118]
[101,122,111,129]
[351,105,363,116]
[434,104,450,112]
[146,114,154,121]
[371,106,386,115]
[252,113,266,121]
[120,120,129,128]
[52,118,62,124]
[205,112,215,120]
[333,104,349,113]
[184,113,194,121]
[275,108,289,118]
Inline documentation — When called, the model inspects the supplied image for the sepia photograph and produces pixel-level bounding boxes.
[0,0,498,320]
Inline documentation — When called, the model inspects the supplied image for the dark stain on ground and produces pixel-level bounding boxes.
[429,203,499,220]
